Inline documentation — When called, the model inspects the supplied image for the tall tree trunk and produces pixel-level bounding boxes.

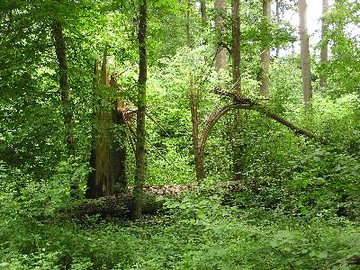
[133,0,147,219]
[214,0,227,70]
[299,0,312,106]
[186,0,192,47]
[231,0,242,181]
[275,0,280,57]
[52,21,79,198]
[320,0,329,89]
[232,0,241,94]
[260,0,271,97]
[200,0,208,26]
[189,78,205,181]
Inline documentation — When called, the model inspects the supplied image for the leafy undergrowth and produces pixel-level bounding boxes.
[1,184,359,270]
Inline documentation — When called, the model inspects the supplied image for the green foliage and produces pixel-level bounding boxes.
[0,0,359,269]
[225,102,360,221]
[3,187,355,270]
[321,0,360,96]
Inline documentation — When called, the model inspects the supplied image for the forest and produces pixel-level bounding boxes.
[0,0,359,269]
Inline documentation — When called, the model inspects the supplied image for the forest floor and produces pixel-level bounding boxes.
[1,182,359,269]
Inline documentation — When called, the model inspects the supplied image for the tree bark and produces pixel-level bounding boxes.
[189,78,205,181]
[299,0,312,106]
[52,21,79,198]
[320,0,329,89]
[110,75,128,194]
[232,0,241,95]
[200,0,208,26]
[133,0,147,219]
[86,51,128,199]
[231,0,243,181]
[186,0,192,47]
[260,0,271,97]
[214,0,227,70]
[275,0,280,57]
[87,49,113,198]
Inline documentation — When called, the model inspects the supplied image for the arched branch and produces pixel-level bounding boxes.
[199,103,252,159]
[198,100,319,168]
[213,88,317,139]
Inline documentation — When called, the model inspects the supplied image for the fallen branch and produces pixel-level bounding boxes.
[255,106,316,139]
[196,89,321,169]
[213,87,318,139]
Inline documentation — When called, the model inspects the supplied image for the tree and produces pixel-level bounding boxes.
[231,0,242,181]
[186,0,193,47]
[299,0,312,106]
[86,48,128,199]
[275,0,280,57]
[214,0,227,70]
[231,0,241,96]
[200,0,208,25]
[320,0,329,89]
[189,78,205,181]
[0,1,66,180]
[52,21,79,198]
[326,0,360,95]
[133,0,147,219]
[259,0,271,97]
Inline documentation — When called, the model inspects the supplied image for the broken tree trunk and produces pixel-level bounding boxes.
[86,48,128,198]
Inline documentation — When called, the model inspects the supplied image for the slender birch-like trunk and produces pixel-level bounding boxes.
[214,0,227,70]
[299,0,312,106]
[133,0,147,219]
[320,0,329,89]
[260,0,271,97]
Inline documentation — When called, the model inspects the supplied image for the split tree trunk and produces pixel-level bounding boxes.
[320,0,329,89]
[86,48,128,198]
[299,0,312,106]
[260,0,271,97]
[52,21,79,198]
[110,82,127,194]
[133,0,147,219]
